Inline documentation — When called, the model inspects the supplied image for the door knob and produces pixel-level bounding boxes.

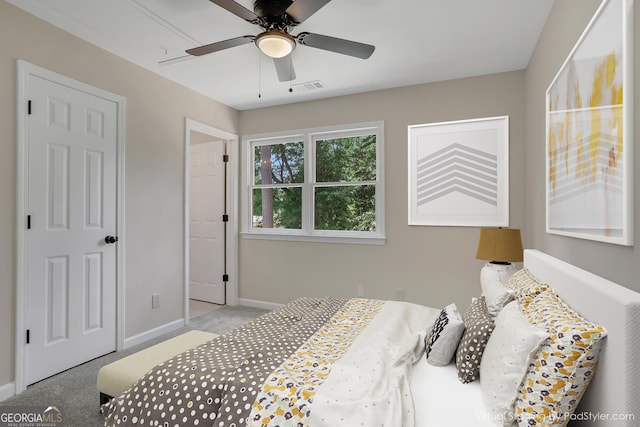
[105,235,118,244]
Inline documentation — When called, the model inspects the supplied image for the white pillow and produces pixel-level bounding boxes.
[424,303,465,366]
[481,278,514,318]
[479,301,548,426]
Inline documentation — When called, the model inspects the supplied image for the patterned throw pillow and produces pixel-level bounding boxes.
[514,290,607,427]
[455,297,495,383]
[504,268,549,309]
[425,303,465,366]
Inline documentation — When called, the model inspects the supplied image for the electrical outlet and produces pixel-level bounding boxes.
[152,293,160,309]
[357,285,366,297]
[395,288,405,301]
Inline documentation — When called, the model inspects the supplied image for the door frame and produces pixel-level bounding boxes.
[14,60,126,393]
[184,119,239,322]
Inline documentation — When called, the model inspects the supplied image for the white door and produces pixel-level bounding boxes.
[189,140,226,304]
[26,75,117,385]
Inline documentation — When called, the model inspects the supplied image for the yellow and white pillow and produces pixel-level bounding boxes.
[505,268,549,309]
[514,290,607,426]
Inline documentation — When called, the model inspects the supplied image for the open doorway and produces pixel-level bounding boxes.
[184,119,238,323]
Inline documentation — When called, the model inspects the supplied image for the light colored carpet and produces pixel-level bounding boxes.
[0,304,269,427]
[189,298,222,319]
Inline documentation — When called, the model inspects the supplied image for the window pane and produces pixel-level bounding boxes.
[254,142,304,185]
[315,135,376,182]
[314,185,376,231]
[252,187,302,229]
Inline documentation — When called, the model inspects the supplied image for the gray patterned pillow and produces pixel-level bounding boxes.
[455,296,495,383]
[424,303,465,366]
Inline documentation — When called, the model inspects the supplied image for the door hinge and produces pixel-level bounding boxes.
[222,154,229,163]
[26,329,30,344]
[27,215,31,229]
[222,274,229,282]
[27,100,32,115]
[222,214,229,222]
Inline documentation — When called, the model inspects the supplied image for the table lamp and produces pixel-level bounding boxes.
[475,227,523,287]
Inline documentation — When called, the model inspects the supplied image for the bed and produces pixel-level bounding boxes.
[411,249,640,426]
[102,250,640,426]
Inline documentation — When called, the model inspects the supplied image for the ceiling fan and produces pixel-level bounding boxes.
[186,0,375,82]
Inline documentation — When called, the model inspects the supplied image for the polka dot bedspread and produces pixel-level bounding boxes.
[101,297,436,427]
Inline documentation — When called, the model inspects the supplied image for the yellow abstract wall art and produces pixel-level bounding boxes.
[545,0,633,246]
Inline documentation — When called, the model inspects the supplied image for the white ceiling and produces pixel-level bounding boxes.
[9,0,555,111]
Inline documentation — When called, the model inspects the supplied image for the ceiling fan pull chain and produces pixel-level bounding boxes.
[258,51,262,98]
[288,55,293,93]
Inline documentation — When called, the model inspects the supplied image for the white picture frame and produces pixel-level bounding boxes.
[408,116,509,227]
[546,0,634,245]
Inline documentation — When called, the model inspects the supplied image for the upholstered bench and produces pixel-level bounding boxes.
[97,330,218,405]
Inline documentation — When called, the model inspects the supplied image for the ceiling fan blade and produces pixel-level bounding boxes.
[186,35,255,56]
[297,32,375,59]
[285,0,331,24]
[273,56,296,82]
[209,0,259,23]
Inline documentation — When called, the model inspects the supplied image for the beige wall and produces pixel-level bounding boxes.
[524,0,640,293]
[0,1,239,387]
[238,70,527,310]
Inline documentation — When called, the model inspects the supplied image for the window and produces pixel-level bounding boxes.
[242,122,384,243]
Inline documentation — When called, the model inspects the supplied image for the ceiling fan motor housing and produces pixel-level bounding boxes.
[253,0,293,19]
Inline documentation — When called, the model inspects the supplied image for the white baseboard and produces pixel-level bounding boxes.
[0,382,15,402]
[238,298,283,311]
[123,318,185,349]
[124,301,279,349]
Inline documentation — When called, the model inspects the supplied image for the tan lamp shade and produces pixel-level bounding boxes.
[475,228,523,263]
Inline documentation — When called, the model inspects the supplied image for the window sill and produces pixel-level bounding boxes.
[240,232,386,245]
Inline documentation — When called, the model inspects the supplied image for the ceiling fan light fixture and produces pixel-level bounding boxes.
[256,30,296,58]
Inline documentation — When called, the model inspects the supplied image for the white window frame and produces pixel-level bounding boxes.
[241,121,385,244]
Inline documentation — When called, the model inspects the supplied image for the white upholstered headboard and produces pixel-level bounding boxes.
[524,250,640,426]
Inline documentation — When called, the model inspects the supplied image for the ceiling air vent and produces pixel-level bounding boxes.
[291,80,325,92]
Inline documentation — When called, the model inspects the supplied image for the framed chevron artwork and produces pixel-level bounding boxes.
[407,116,509,227]
[545,0,633,246]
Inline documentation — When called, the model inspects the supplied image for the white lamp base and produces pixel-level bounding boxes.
[480,262,518,288]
